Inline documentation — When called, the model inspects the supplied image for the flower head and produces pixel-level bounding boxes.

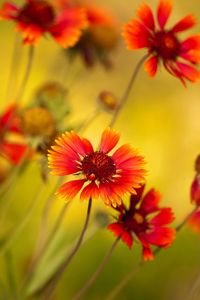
[0,105,28,164]
[48,128,146,206]
[108,185,175,261]
[0,0,87,46]
[58,1,119,68]
[123,0,200,85]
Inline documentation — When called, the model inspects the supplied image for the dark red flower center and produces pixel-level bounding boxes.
[18,0,55,29]
[151,31,180,60]
[81,151,116,183]
[122,209,148,234]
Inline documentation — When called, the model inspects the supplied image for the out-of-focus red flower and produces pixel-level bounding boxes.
[48,128,146,206]
[123,0,200,85]
[108,185,175,261]
[57,0,119,68]
[0,105,28,164]
[0,0,87,47]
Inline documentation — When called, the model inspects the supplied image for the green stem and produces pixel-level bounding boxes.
[32,198,92,299]
[70,237,120,300]
[109,54,148,128]
[16,45,34,103]
[105,206,199,300]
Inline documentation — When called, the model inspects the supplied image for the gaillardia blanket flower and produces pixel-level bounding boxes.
[48,128,146,206]
[58,0,119,68]
[0,0,87,46]
[123,0,200,85]
[0,105,28,164]
[108,185,175,260]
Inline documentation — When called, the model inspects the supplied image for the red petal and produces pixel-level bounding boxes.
[81,137,94,154]
[180,51,200,64]
[142,246,154,261]
[181,35,200,52]
[16,23,43,45]
[121,231,133,248]
[144,56,158,77]
[0,142,28,164]
[56,179,85,200]
[112,144,137,165]
[0,2,18,20]
[80,181,99,201]
[140,189,161,214]
[137,3,155,31]
[145,227,176,247]
[123,19,152,49]
[108,222,125,236]
[172,15,196,33]
[190,176,200,205]
[50,7,87,48]
[150,208,175,225]
[176,62,200,82]
[60,131,90,157]
[188,211,200,233]
[157,0,172,29]
[108,223,133,248]
[0,105,21,133]
[99,128,120,153]
[163,61,187,86]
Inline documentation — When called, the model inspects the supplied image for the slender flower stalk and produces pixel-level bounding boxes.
[32,198,92,299]
[109,54,148,128]
[105,206,199,300]
[70,237,120,300]
[15,45,34,103]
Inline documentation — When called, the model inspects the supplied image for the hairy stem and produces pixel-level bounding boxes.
[109,54,148,128]
[70,237,120,300]
[32,198,92,300]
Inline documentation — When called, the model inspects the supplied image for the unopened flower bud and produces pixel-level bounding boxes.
[36,81,67,104]
[35,81,70,121]
[98,91,118,111]
[20,107,55,138]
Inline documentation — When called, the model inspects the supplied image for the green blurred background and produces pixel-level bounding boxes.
[1,0,200,299]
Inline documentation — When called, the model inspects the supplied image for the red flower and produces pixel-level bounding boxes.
[48,128,146,206]
[123,0,200,85]
[0,105,28,164]
[57,0,119,68]
[0,0,87,46]
[108,185,175,261]
[190,175,200,206]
